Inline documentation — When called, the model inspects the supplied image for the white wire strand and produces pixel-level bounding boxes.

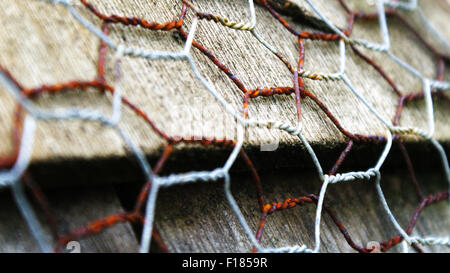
[0,116,36,189]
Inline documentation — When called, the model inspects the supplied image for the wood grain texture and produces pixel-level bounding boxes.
[0,186,139,253]
[154,168,449,253]
[0,0,448,165]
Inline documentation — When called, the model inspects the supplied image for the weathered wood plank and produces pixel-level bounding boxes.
[1,166,447,253]
[0,0,448,166]
[154,168,449,253]
[0,186,139,253]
